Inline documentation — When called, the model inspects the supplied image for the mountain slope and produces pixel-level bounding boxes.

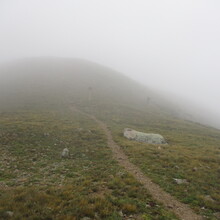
[0,57,188,121]
[0,58,220,219]
[0,58,153,109]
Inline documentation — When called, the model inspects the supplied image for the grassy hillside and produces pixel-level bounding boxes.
[83,102,220,219]
[0,58,219,219]
[0,109,178,219]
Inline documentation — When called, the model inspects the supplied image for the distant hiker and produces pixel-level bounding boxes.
[147,96,151,105]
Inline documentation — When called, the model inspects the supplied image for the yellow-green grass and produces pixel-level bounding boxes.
[85,103,220,219]
[0,109,178,220]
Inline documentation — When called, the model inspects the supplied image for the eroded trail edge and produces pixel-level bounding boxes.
[72,107,203,220]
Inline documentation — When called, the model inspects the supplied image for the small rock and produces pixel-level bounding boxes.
[116,171,125,177]
[214,212,220,219]
[94,212,99,219]
[158,146,162,150]
[61,148,69,158]
[173,178,188,184]
[193,167,198,172]
[81,217,91,220]
[5,211,14,217]
[119,210,123,217]
[204,195,215,202]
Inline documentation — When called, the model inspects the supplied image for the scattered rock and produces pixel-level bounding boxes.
[5,211,14,217]
[214,212,220,219]
[193,167,198,172]
[81,217,91,220]
[123,128,167,144]
[44,132,50,136]
[119,210,123,217]
[116,171,125,177]
[204,195,215,202]
[61,148,69,158]
[173,178,188,185]
[77,128,84,132]
[94,212,99,219]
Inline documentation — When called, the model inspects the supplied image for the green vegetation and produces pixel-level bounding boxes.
[0,109,178,219]
[1,58,219,219]
[85,103,220,219]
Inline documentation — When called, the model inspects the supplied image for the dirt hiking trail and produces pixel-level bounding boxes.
[72,107,203,220]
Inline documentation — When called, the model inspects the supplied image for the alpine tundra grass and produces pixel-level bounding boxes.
[0,108,178,220]
[83,102,220,219]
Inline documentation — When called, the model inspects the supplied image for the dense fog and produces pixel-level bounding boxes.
[0,0,220,128]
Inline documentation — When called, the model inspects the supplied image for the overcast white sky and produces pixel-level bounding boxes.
[0,0,220,117]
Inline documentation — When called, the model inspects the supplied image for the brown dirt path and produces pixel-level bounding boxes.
[72,107,204,220]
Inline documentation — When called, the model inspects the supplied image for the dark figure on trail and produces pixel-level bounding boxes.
[88,86,93,102]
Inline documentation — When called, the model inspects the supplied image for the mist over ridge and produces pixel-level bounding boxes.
[0,57,219,130]
[0,57,151,108]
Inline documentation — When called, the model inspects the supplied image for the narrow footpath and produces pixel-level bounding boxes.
[72,107,203,220]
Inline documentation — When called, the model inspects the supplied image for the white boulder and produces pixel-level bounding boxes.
[173,178,188,185]
[123,128,167,144]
